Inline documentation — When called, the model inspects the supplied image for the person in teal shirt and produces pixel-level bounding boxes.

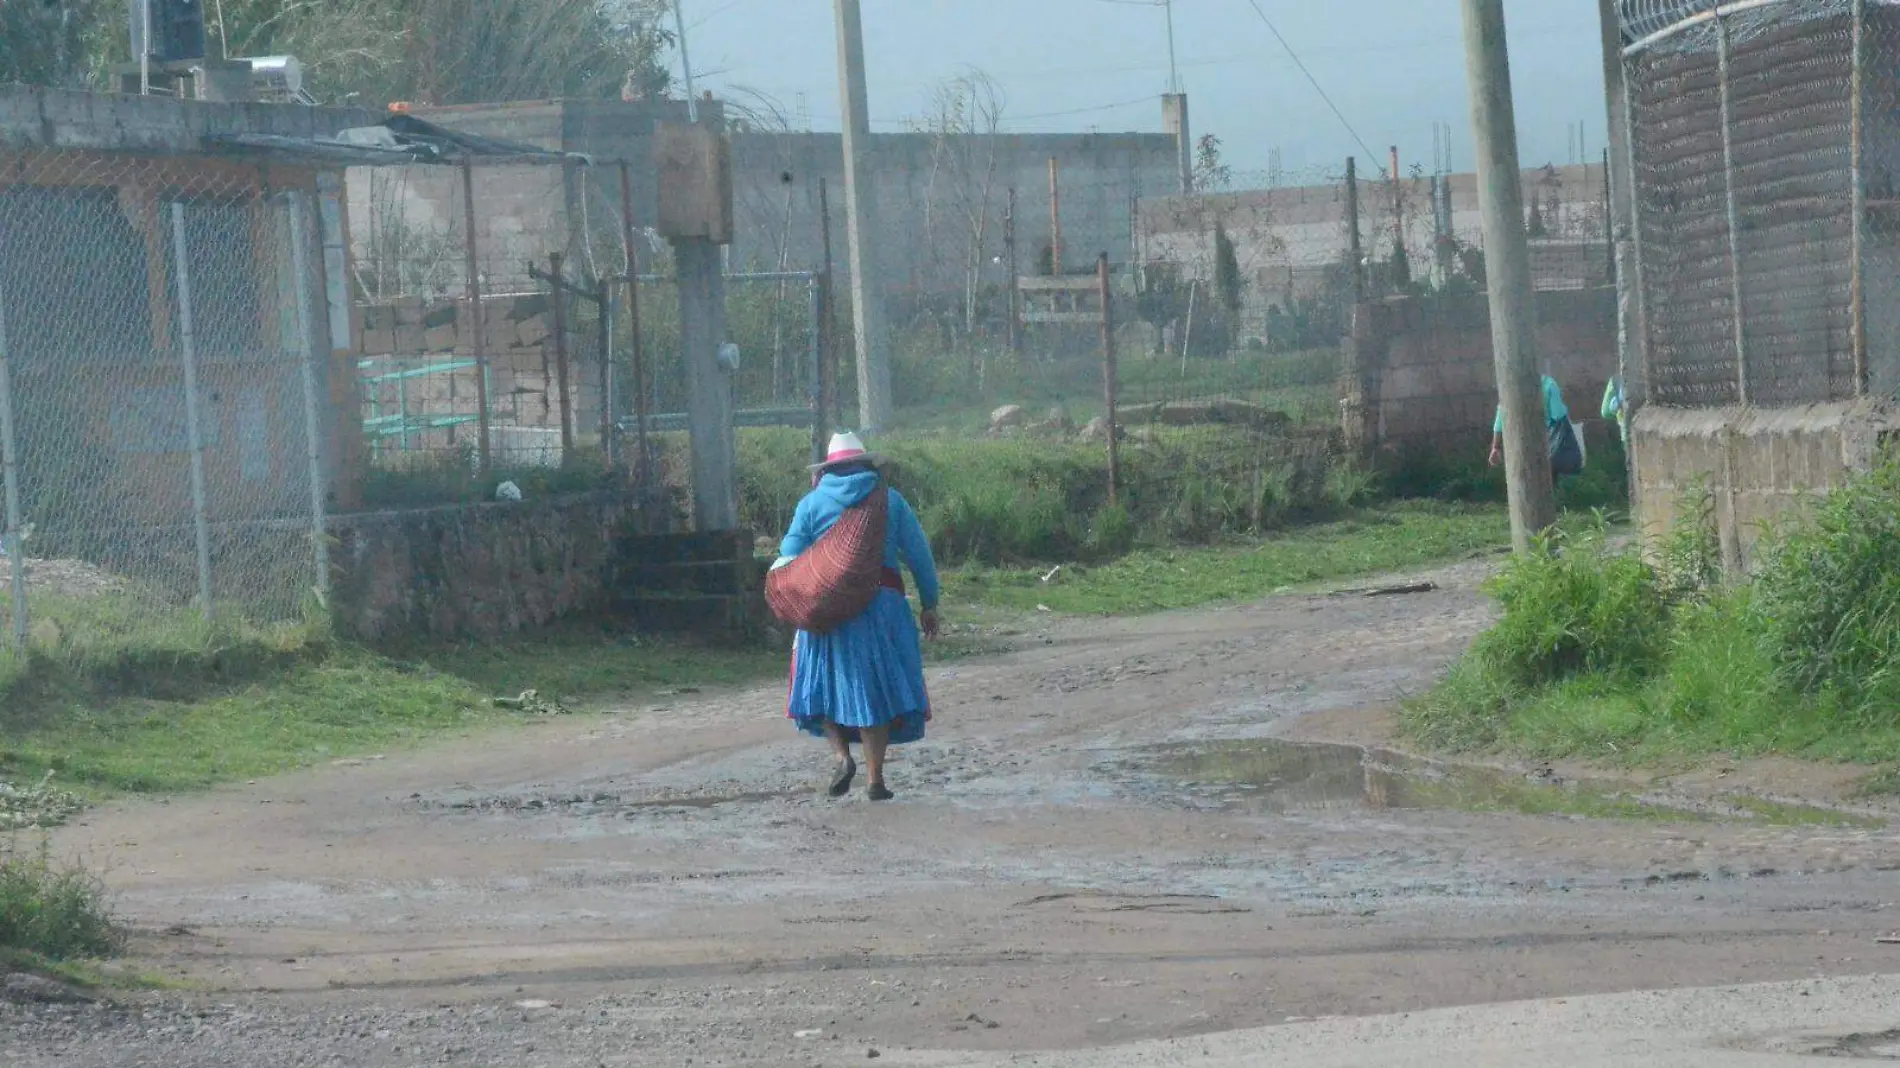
[1488,374,1569,469]
[1601,376,1626,443]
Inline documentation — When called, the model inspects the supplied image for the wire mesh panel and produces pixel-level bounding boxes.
[1624,0,1869,408]
[1629,34,1747,406]
[0,149,328,647]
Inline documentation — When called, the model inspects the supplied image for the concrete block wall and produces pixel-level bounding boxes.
[1631,400,1900,571]
[1344,289,1618,465]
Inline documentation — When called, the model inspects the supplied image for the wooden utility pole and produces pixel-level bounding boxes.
[1098,253,1121,506]
[462,161,492,476]
[1346,156,1365,302]
[1049,158,1063,276]
[549,251,575,462]
[1461,0,1557,549]
[833,0,891,430]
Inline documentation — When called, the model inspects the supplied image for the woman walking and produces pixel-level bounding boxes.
[771,433,940,801]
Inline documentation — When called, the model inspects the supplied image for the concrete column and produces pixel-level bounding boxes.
[834,0,893,430]
[1163,93,1193,195]
[675,237,737,531]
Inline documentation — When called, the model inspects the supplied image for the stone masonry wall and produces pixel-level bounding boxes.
[327,491,670,645]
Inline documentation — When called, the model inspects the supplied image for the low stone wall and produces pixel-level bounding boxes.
[1632,400,1900,571]
[1342,289,1617,467]
[327,491,672,644]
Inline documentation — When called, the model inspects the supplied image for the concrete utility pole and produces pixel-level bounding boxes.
[833,0,892,431]
[1460,0,1557,550]
[1163,94,1193,195]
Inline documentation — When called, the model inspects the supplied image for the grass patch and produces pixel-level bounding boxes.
[1403,457,1900,777]
[0,616,785,798]
[0,840,120,963]
[946,501,1509,615]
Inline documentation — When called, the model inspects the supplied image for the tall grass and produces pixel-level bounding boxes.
[1405,458,1900,766]
[736,426,1349,567]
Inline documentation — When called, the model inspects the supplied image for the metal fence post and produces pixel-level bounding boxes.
[1852,0,1870,396]
[169,203,216,619]
[550,251,575,463]
[599,277,615,470]
[462,161,493,477]
[287,192,331,602]
[1715,11,1751,405]
[0,288,27,648]
[808,274,827,466]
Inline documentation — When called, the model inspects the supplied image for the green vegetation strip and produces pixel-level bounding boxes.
[1403,460,1900,793]
[948,502,1509,615]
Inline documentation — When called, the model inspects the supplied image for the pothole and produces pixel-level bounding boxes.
[1131,739,1882,828]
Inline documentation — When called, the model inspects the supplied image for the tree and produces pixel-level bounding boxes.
[913,69,1007,379]
[1194,133,1232,192]
[0,0,112,88]
[1214,223,1243,317]
[70,0,676,108]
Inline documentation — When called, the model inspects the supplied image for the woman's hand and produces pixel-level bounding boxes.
[919,609,941,640]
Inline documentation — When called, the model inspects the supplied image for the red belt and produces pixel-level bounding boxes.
[880,567,905,594]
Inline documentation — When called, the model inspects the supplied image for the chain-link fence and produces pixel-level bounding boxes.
[1618,0,1893,410]
[0,150,331,650]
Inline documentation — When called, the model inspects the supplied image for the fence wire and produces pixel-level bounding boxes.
[0,149,330,650]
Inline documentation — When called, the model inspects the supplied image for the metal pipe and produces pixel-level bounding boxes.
[599,278,615,469]
[1852,0,1869,396]
[618,161,649,487]
[0,284,27,648]
[462,161,492,476]
[169,203,215,618]
[1716,11,1751,405]
[286,192,331,600]
[1622,0,1789,57]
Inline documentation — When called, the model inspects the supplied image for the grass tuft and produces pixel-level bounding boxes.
[0,839,120,963]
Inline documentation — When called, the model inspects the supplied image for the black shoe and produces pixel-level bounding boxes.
[866,782,894,802]
[827,757,857,798]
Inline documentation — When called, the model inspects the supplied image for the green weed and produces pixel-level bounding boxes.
[0,839,119,962]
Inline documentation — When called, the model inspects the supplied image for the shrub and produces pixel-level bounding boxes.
[1471,525,1668,688]
[1752,458,1900,721]
[0,839,120,962]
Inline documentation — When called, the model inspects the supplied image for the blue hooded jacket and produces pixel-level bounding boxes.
[779,469,941,610]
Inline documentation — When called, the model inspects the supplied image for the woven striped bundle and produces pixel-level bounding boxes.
[765,487,890,633]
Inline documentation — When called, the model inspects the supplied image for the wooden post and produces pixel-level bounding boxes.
[1098,252,1121,507]
[462,161,492,476]
[1460,0,1558,549]
[1049,157,1063,276]
[1346,156,1365,302]
[1389,144,1404,255]
[550,251,575,462]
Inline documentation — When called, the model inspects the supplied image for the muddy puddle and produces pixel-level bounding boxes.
[1147,739,1883,828]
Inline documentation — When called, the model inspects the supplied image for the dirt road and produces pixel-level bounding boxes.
[8,558,1900,1066]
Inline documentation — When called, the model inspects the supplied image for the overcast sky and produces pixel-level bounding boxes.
[685,0,1608,181]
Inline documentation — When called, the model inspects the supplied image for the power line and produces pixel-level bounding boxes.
[1238,0,1386,177]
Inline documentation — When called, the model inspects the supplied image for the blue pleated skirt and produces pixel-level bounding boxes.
[786,588,931,745]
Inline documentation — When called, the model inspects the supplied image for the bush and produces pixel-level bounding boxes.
[0,840,119,962]
[1470,525,1668,688]
[1753,458,1900,722]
